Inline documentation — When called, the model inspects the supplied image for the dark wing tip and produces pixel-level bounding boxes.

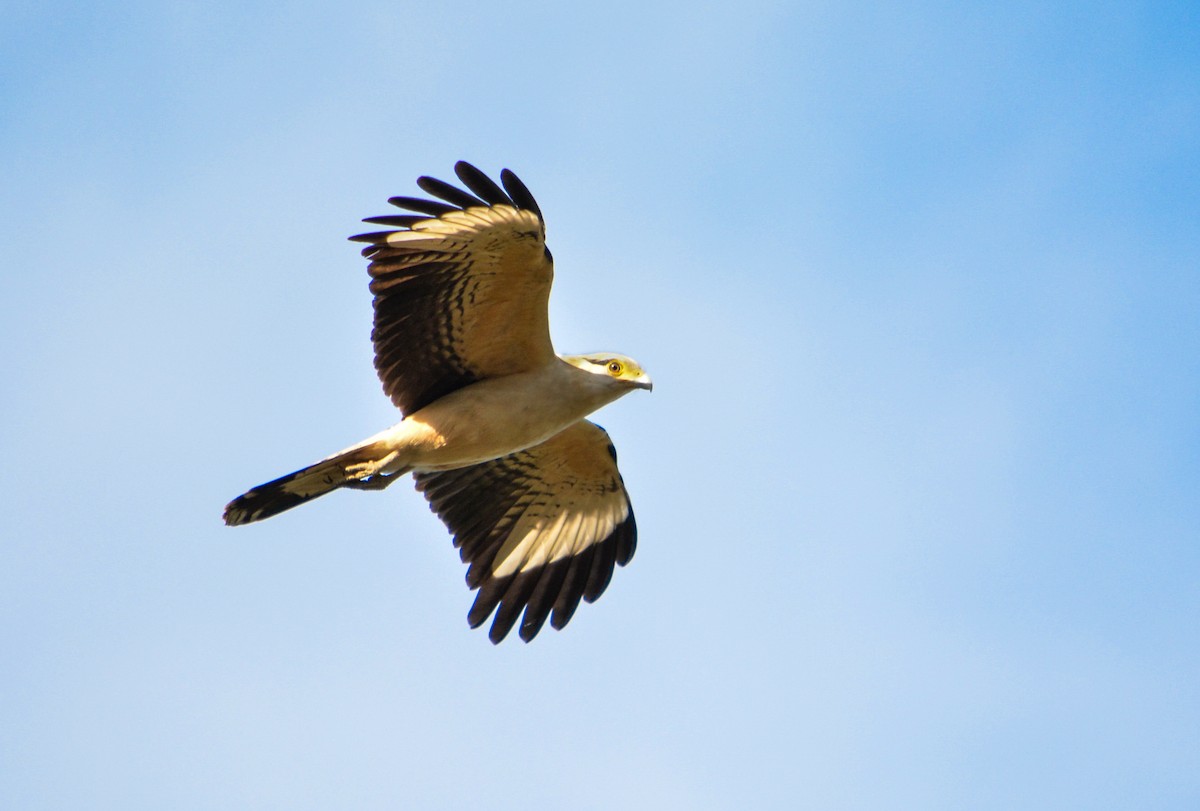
[359,164,539,242]
[582,534,619,604]
[347,230,392,243]
[453,161,513,207]
[362,214,424,228]
[547,545,595,631]
[487,568,543,643]
[518,559,569,642]
[615,510,637,567]
[500,168,544,222]
[417,175,486,209]
[386,195,458,216]
[468,577,505,629]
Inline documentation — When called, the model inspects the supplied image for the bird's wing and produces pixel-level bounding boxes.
[414,420,637,643]
[350,161,555,415]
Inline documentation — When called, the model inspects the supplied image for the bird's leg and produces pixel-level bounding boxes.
[343,450,406,490]
[343,475,396,491]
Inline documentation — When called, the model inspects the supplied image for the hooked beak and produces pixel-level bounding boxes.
[633,375,653,392]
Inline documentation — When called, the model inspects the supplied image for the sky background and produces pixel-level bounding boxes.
[2,2,1198,808]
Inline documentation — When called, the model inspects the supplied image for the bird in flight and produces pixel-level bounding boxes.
[224,161,652,643]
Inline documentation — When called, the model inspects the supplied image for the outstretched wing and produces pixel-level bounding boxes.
[414,420,638,643]
[350,161,555,416]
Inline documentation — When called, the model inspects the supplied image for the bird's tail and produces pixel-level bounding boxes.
[223,439,405,526]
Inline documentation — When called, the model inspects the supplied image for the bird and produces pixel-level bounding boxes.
[223,161,652,643]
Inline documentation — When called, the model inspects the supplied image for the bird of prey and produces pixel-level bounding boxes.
[224,161,651,643]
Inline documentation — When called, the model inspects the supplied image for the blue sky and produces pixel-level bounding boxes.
[2,2,1198,808]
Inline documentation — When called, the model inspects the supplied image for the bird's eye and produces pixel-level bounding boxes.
[607,360,624,375]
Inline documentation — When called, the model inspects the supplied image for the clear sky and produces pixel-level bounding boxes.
[2,2,1198,808]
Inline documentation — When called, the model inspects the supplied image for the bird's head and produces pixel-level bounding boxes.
[564,353,653,392]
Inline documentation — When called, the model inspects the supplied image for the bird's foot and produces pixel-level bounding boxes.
[344,475,394,491]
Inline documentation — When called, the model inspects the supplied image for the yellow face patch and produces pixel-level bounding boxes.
[564,353,651,389]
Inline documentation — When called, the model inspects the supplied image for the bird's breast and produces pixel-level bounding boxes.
[394,372,600,471]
